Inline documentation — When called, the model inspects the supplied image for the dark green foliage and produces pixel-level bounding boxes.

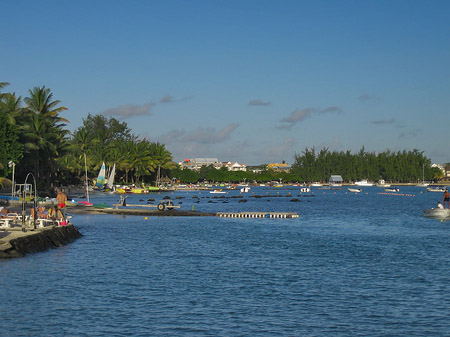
[292,147,433,183]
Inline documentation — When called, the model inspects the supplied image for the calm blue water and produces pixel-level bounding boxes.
[1,186,450,336]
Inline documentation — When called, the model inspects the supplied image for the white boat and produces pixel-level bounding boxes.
[424,208,450,218]
[426,186,446,192]
[240,187,250,193]
[210,189,227,194]
[384,188,399,192]
[354,179,374,186]
[348,188,362,193]
[310,182,323,187]
[376,179,391,188]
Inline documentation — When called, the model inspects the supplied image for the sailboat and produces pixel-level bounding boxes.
[106,163,116,191]
[95,162,106,188]
[417,164,429,187]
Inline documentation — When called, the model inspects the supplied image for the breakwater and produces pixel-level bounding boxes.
[0,225,82,258]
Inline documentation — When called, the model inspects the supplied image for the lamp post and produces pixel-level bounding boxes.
[8,161,15,201]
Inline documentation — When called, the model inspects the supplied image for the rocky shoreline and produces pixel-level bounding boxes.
[0,225,82,258]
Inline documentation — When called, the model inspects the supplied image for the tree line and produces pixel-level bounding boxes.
[290,147,443,183]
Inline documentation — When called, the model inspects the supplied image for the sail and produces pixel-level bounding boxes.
[95,162,106,188]
[107,163,116,189]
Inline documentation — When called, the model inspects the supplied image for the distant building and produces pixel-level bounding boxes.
[221,161,247,172]
[267,163,291,172]
[329,175,343,186]
[179,158,219,171]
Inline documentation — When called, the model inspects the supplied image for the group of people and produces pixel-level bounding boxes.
[30,189,68,226]
[437,188,450,209]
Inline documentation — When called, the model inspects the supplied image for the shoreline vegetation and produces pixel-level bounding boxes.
[1,82,448,197]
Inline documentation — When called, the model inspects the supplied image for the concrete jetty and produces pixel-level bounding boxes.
[0,225,82,258]
[67,205,216,216]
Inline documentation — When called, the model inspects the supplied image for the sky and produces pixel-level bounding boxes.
[2,0,449,165]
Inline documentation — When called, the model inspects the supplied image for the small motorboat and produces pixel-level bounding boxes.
[424,208,450,219]
[348,188,362,193]
[384,188,399,192]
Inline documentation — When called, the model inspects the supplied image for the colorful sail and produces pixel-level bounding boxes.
[95,162,106,188]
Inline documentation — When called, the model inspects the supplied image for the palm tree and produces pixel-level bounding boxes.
[0,92,22,126]
[21,86,68,189]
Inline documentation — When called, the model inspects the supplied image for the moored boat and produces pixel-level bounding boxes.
[210,189,227,194]
[348,188,362,193]
[354,179,374,186]
[376,179,391,188]
[384,187,399,192]
[426,186,446,193]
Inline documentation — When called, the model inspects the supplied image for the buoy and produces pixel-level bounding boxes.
[144,217,148,220]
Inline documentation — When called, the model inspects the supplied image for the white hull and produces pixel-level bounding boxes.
[348,188,362,193]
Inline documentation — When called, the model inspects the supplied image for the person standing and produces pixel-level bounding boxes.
[56,189,68,216]
[443,188,450,209]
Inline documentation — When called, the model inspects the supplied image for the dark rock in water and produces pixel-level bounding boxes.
[239,199,248,203]
[252,195,262,198]
[178,202,182,204]
[175,196,184,199]
[290,198,301,202]
[162,196,171,199]
[192,195,198,199]
[147,198,155,202]
[139,199,144,202]
[208,200,215,203]
[286,193,292,197]
[231,195,243,198]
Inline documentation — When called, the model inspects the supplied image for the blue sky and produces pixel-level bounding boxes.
[2,0,449,165]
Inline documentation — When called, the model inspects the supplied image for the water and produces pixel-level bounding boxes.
[1,186,450,336]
